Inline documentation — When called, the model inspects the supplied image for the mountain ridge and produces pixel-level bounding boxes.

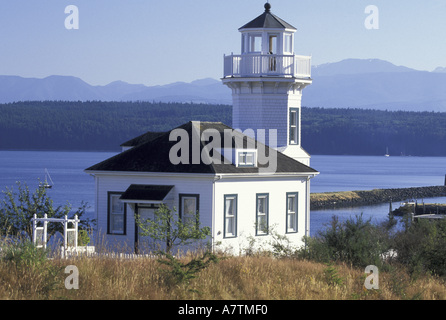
[2,58,446,112]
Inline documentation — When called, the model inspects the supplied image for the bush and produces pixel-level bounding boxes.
[301,214,392,269]
[157,251,220,288]
[392,218,446,277]
[1,240,63,298]
[300,212,446,280]
[2,240,48,267]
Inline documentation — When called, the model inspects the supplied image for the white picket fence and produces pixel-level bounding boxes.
[60,246,155,260]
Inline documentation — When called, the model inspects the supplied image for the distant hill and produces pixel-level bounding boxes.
[2,58,446,111]
[311,58,416,77]
[0,75,232,105]
[304,59,446,112]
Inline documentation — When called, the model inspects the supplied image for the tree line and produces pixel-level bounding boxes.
[0,101,445,156]
[301,107,446,156]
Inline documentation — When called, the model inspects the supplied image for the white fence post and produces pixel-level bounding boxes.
[32,214,37,246]
[74,214,79,251]
[31,215,88,259]
[63,215,68,258]
[43,214,48,249]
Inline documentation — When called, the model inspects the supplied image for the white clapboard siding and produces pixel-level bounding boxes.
[214,175,309,254]
[94,173,215,252]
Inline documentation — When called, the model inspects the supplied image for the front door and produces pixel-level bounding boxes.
[136,207,155,253]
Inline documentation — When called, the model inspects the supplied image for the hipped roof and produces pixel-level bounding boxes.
[86,121,317,175]
[239,3,297,31]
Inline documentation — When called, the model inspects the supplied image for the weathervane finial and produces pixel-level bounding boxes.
[264,2,271,12]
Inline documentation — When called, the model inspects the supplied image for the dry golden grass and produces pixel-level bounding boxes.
[1,254,446,300]
[311,191,362,203]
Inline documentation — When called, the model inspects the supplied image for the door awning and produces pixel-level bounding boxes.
[120,185,174,204]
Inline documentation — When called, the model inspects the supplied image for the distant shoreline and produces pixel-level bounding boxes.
[310,186,446,210]
[2,149,446,158]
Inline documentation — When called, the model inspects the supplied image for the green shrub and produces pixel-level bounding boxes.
[157,251,220,288]
[393,218,446,277]
[301,214,391,269]
[2,240,48,267]
[1,240,63,298]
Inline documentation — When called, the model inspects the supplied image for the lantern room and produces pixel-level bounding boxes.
[239,2,296,56]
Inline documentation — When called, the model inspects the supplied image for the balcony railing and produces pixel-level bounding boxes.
[223,54,311,79]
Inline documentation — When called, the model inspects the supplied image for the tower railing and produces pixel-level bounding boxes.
[223,53,311,79]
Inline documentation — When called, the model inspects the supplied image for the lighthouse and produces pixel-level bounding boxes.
[222,3,312,166]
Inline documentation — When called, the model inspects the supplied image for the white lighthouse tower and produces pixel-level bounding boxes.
[222,3,312,166]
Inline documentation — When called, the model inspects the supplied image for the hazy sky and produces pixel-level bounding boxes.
[1,0,445,86]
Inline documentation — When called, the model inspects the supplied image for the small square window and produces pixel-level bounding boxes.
[248,34,262,53]
[237,150,256,167]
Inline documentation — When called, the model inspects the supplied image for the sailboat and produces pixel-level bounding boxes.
[41,168,54,189]
[384,147,390,157]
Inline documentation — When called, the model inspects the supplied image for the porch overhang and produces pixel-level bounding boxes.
[119,184,174,204]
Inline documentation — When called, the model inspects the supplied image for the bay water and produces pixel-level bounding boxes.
[0,151,444,236]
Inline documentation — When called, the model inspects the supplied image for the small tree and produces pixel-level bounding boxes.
[136,204,210,255]
[0,181,93,241]
[136,204,219,287]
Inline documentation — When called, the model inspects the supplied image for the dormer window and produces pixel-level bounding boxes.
[236,149,257,167]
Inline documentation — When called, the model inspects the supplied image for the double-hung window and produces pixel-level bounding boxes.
[224,195,237,238]
[179,194,199,227]
[108,192,126,235]
[289,108,299,145]
[286,192,298,233]
[256,194,269,235]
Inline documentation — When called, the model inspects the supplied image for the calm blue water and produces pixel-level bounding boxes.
[310,155,446,235]
[0,151,444,236]
[310,155,446,193]
[0,151,117,218]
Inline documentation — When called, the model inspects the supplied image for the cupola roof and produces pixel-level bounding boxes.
[239,3,297,31]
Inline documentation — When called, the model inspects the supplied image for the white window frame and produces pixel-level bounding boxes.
[289,108,299,145]
[236,149,257,167]
[108,192,126,235]
[224,194,237,238]
[268,34,278,54]
[286,192,298,233]
[248,33,262,53]
[284,33,293,54]
[256,193,269,236]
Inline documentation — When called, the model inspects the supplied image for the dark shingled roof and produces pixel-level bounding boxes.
[85,121,317,175]
[120,185,174,202]
[121,131,167,148]
[239,3,297,31]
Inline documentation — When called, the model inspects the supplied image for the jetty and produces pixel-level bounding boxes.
[392,202,446,216]
[310,186,446,210]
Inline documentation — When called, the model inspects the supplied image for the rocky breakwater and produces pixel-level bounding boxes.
[310,186,446,210]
